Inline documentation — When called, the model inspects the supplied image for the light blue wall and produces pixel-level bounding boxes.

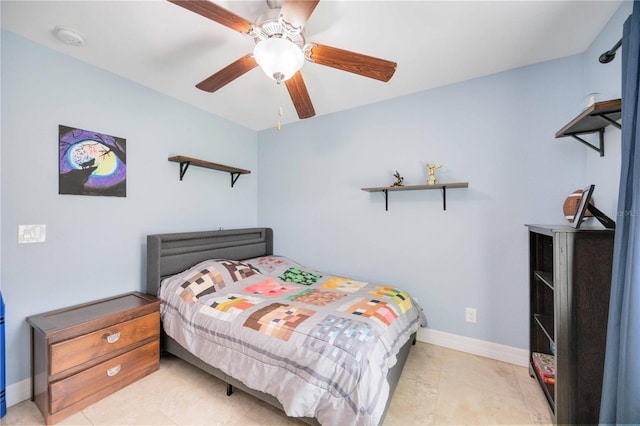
[1,0,630,396]
[0,30,258,385]
[256,2,629,350]
[257,55,586,349]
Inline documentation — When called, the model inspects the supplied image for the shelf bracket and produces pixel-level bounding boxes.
[600,113,621,130]
[178,161,190,180]
[442,187,447,210]
[230,172,242,188]
[569,129,605,157]
[177,160,244,187]
[379,187,450,211]
[362,182,467,212]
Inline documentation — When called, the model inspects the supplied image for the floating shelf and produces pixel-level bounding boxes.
[361,182,468,211]
[555,99,621,157]
[168,155,251,187]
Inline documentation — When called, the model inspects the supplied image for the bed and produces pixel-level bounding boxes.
[146,228,425,425]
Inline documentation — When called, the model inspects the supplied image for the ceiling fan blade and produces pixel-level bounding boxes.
[168,0,253,34]
[196,54,258,92]
[284,72,315,119]
[306,44,397,82]
[280,0,320,33]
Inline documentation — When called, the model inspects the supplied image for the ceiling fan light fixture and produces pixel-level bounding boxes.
[253,37,304,82]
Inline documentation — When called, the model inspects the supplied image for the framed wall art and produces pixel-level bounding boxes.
[58,125,127,197]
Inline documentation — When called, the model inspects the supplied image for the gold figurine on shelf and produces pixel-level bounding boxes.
[426,164,443,185]
[391,170,404,187]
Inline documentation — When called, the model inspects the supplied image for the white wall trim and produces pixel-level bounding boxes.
[5,330,527,408]
[417,328,529,367]
[6,377,31,408]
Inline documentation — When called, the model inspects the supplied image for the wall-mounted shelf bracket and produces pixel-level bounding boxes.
[178,161,190,180]
[555,99,621,157]
[230,172,242,188]
[362,182,468,211]
[442,186,448,210]
[169,155,251,188]
[569,129,605,156]
[600,114,622,130]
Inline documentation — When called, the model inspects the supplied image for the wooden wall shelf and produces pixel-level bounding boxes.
[168,155,250,187]
[361,182,468,211]
[555,99,621,157]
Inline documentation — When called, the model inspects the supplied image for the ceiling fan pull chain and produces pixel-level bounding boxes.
[276,81,287,131]
[276,105,283,131]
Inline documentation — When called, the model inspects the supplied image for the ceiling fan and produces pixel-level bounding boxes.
[168,0,397,120]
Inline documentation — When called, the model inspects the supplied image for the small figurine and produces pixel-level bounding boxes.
[426,164,443,185]
[391,170,404,187]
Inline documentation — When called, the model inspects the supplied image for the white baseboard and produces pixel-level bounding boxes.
[416,328,529,367]
[6,377,31,408]
[4,330,526,408]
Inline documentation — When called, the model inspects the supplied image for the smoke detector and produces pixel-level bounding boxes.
[53,27,85,46]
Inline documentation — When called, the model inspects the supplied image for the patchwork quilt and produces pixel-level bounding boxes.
[159,256,426,426]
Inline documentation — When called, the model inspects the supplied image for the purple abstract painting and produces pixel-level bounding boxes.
[58,125,126,197]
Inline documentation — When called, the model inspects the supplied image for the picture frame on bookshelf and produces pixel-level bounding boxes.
[571,185,595,229]
[571,184,616,229]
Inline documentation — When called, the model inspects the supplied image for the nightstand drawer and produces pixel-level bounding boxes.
[50,340,159,413]
[28,292,162,425]
[50,312,159,376]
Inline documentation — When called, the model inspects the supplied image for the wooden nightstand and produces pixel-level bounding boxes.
[27,292,162,425]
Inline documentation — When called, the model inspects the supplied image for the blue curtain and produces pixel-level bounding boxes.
[600,1,640,424]
[0,291,5,418]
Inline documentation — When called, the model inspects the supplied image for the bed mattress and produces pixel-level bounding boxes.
[159,255,425,425]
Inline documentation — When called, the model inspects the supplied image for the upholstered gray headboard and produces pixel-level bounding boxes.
[146,228,273,296]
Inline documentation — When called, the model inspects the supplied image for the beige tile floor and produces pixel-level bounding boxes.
[2,342,552,425]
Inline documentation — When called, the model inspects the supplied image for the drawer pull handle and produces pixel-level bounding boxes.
[106,332,121,344]
[106,365,121,377]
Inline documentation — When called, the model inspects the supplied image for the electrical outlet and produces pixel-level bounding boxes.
[465,307,477,323]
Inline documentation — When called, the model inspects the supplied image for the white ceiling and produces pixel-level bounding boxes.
[1,0,622,131]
